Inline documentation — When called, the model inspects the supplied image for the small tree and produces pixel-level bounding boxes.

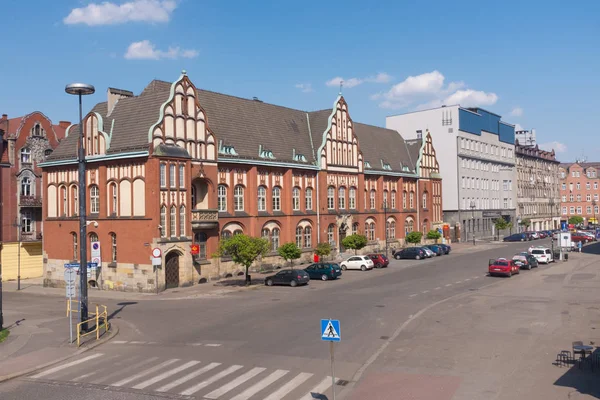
[315,242,332,260]
[426,229,442,242]
[519,218,531,230]
[405,231,423,246]
[494,218,509,239]
[278,242,302,268]
[341,234,368,255]
[214,234,270,285]
[569,216,584,226]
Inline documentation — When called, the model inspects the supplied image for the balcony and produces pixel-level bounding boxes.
[20,195,42,208]
[21,232,42,242]
[191,209,219,230]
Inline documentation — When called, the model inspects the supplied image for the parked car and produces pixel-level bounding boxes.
[512,254,538,270]
[366,253,389,268]
[265,269,310,287]
[424,244,444,256]
[438,243,451,254]
[528,246,554,264]
[488,258,520,277]
[537,232,548,239]
[394,247,426,260]
[579,231,596,241]
[521,252,539,268]
[422,247,434,258]
[571,232,592,244]
[526,231,540,240]
[304,263,342,281]
[340,256,374,271]
[503,233,528,242]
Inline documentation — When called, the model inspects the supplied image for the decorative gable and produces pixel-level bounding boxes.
[417,132,440,178]
[83,112,110,157]
[150,71,217,162]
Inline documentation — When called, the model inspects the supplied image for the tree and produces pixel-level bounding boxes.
[214,234,270,285]
[405,231,423,246]
[493,218,510,239]
[315,242,332,260]
[426,229,442,242]
[569,216,584,226]
[277,242,302,268]
[519,218,531,229]
[341,234,368,254]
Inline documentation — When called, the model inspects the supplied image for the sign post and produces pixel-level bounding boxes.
[64,266,77,343]
[152,248,162,294]
[321,319,341,400]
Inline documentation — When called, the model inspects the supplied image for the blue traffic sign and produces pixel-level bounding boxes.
[64,262,98,269]
[321,319,341,342]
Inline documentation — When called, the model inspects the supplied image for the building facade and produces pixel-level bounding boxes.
[386,106,517,242]
[515,143,560,231]
[40,72,443,292]
[559,162,600,226]
[0,113,67,280]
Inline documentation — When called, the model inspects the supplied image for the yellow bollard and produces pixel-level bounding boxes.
[96,305,100,340]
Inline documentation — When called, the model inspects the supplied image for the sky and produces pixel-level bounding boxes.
[1,0,598,162]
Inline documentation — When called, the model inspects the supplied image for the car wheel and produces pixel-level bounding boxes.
[395,255,401,260]
[360,265,366,271]
[290,280,298,287]
[520,238,524,242]
[415,255,421,260]
[321,274,328,281]
[266,279,273,286]
[508,271,512,277]
[375,263,382,269]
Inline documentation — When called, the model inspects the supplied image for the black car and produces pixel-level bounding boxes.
[265,269,310,287]
[503,233,528,242]
[424,244,443,256]
[438,243,451,254]
[394,247,426,260]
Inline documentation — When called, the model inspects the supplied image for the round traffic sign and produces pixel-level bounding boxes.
[152,248,162,258]
[92,257,101,264]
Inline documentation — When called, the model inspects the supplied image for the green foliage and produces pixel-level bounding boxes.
[519,218,531,227]
[569,216,584,225]
[426,230,442,240]
[215,234,270,283]
[341,234,368,254]
[406,231,423,245]
[315,242,332,257]
[493,218,509,231]
[0,329,9,343]
[277,242,302,267]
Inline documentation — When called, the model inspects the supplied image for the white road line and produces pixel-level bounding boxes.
[111,340,128,344]
[205,343,222,347]
[156,362,220,392]
[72,372,95,382]
[299,376,336,400]
[445,284,452,287]
[409,294,418,298]
[263,372,313,400]
[204,367,266,399]
[32,354,103,379]
[455,281,462,284]
[132,360,200,390]
[112,359,179,387]
[192,343,204,346]
[179,365,243,396]
[422,290,429,294]
[130,341,146,344]
[465,278,471,281]
[434,287,441,290]
[91,356,155,384]
[230,369,288,400]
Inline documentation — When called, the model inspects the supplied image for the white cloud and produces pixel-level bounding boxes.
[124,40,198,60]
[64,0,177,26]
[539,141,568,153]
[510,107,524,117]
[365,72,392,84]
[295,83,313,93]
[375,70,498,110]
[325,72,392,89]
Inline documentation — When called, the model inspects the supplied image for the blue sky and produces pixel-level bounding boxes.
[1,0,598,161]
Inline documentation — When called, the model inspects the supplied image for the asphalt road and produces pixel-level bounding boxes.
[0,240,546,399]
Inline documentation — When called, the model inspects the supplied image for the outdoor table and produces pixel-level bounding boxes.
[573,345,595,369]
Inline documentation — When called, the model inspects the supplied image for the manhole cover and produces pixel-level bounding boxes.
[336,380,349,386]
[380,336,390,340]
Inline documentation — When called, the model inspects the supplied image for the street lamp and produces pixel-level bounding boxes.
[592,199,597,228]
[549,198,555,256]
[65,82,95,332]
[383,199,389,259]
[470,200,476,246]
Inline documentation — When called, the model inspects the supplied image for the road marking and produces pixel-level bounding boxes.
[72,372,95,381]
[179,365,243,396]
[455,281,462,284]
[204,367,266,399]
[299,376,336,400]
[263,372,313,400]
[474,276,480,279]
[434,287,441,290]
[156,362,220,392]
[445,284,452,287]
[230,369,288,400]
[91,356,155,384]
[422,290,429,294]
[112,359,179,387]
[192,343,204,346]
[409,294,418,298]
[32,353,103,379]
[465,278,471,281]
[130,341,146,344]
[205,343,222,347]
[132,360,200,389]
[112,340,128,344]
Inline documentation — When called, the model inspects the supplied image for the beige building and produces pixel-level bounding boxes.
[515,142,560,231]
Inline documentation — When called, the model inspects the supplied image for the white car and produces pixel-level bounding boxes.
[528,246,554,264]
[340,256,374,271]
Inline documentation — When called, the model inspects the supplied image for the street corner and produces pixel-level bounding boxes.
[347,371,462,400]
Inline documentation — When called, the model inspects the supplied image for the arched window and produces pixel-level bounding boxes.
[222,231,232,240]
[191,185,197,209]
[327,224,335,245]
[292,187,301,211]
[90,185,100,214]
[169,164,176,188]
[409,191,414,209]
[257,186,267,211]
[272,187,281,211]
[402,191,407,209]
[71,186,78,216]
[34,124,41,136]
[261,229,270,240]
[422,191,428,209]
[109,182,118,216]
[71,232,78,260]
[349,187,356,209]
[391,190,397,209]
[179,164,185,188]
[20,148,31,164]
[383,190,389,208]
[338,187,346,209]
[364,190,367,211]
[110,232,117,263]
[422,220,428,234]
[271,228,280,251]
[179,205,186,237]
[304,226,312,248]
[367,222,375,241]
[327,186,335,209]
[170,205,177,237]
[21,177,31,196]
[217,185,227,212]
[305,187,313,211]
[160,205,167,237]
[352,222,359,235]
[296,226,303,248]
[387,220,396,239]
[405,218,414,235]
[370,190,376,209]
[60,185,67,216]
[234,185,244,211]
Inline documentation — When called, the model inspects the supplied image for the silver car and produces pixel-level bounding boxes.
[422,247,435,258]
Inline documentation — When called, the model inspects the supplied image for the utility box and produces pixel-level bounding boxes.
[559,232,572,249]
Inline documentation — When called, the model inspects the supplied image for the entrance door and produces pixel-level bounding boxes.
[165,252,180,289]
[339,226,346,252]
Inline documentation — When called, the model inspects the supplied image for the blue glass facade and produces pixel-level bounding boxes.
[458,108,514,144]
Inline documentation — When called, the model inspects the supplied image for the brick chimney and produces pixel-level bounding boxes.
[107,88,134,116]
[59,121,71,128]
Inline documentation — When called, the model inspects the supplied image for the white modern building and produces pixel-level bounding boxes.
[387,106,517,242]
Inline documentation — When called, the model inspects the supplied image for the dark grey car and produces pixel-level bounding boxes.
[265,269,310,287]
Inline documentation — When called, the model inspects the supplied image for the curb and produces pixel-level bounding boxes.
[0,323,119,384]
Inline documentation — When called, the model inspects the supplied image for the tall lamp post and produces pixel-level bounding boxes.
[65,83,95,332]
[470,200,476,246]
[383,199,389,259]
[592,199,597,228]
[549,198,555,256]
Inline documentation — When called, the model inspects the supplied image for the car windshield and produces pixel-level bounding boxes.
[495,261,509,266]
[531,250,544,255]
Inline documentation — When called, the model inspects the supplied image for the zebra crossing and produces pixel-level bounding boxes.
[28,353,338,399]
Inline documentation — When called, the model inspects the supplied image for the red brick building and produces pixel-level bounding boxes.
[41,72,442,291]
[0,113,67,279]
[559,162,600,226]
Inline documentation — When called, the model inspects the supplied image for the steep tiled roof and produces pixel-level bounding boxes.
[405,139,422,168]
[354,122,415,174]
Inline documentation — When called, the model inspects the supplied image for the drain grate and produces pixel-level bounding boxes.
[380,336,390,340]
[336,379,349,386]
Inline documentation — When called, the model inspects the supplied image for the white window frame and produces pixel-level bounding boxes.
[349,187,356,209]
[327,186,335,209]
[258,186,266,211]
[305,187,313,210]
[234,185,244,212]
[90,185,100,214]
[292,187,301,211]
[217,185,227,212]
[272,187,281,211]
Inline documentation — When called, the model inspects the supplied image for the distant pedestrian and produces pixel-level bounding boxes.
[578,241,582,253]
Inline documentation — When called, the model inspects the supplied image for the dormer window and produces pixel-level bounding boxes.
[364,161,371,169]
[381,161,392,171]
[32,123,44,137]
[259,145,275,160]
[218,140,238,156]
[293,153,307,162]
[21,148,31,164]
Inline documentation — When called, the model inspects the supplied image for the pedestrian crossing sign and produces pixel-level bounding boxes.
[321,319,341,342]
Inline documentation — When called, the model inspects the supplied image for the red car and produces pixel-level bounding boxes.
[571,232,592,244]
[367,253,389,268]
[488,258,520,277]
